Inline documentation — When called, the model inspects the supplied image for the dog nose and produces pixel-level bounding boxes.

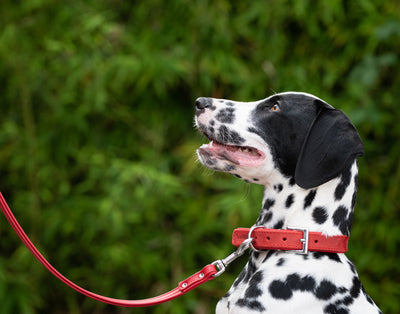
[195,97,212,110]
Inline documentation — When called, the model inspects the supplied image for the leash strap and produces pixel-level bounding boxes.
[232,227,349,254]
[0,192,223,307]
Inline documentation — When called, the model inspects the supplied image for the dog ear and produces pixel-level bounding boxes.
[294,99,364,189]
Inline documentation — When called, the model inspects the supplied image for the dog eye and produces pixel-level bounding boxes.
[271,103,280,111]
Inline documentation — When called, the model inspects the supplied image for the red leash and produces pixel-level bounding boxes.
[0,192,349,307]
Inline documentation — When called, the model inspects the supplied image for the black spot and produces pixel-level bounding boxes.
[338,287,348,294]
[224,165,236,171]
[312,252,342,263]
[263,198,275,210]
[299,276,317,292]
[274,184,283,192]
[216,107,235,124]
[289,177,296,186]
[335,167,352,201]
[312,206,328,224]
[244,271,264,298]
[285,194,295,208]
[225,101,234,107]
[205,158,217,166]
[269,280,293,300]
[210,120,215,125]
[332,205,347,225]
[252,251,260,260]
[273,220,284,229]
[286,273,301,290]
[269,273,316,301]
[350,276,361,298]
[304,190,317,209]
[233,174,242,178]
[342,296,354,306]
[253,178,259,181]
[333,205,353,235]
[315,280,337,300]
[218,125,245,145]
[324,304,349,314]
[260,212,273,225]
[276,258,285,266]
[236,299,265,312]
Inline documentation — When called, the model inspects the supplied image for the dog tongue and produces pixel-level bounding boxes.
[199,141,263,166]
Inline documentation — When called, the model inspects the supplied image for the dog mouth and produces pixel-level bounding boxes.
[198,133,265,167]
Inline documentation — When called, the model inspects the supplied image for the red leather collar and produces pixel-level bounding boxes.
[232,227,349,254]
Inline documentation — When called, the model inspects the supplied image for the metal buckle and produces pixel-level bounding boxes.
[287,226,309,255]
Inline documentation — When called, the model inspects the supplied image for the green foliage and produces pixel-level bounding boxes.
[0,0,399,313]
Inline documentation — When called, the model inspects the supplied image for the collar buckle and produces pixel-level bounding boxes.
[287,226,309,254]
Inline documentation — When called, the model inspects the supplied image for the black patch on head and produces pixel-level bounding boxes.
[263,198,275,210]
[335,167,352,201]
[304,189,317,209]
[312,206,328,224]
[216,107,235,124]
[236,299,266,312]
[217,125,245,145]
[249,94,319,178]
[315,280,338,300]
[244,271,264,298]
[273,220,284,229]
[285,194,295,208]
[312,252,342,263]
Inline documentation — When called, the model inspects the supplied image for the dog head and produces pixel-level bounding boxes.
[195,92,363,189]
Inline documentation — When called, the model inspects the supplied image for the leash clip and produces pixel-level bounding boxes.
[211,238,252,277]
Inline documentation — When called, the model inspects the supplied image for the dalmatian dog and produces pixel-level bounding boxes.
[194,92,381,314]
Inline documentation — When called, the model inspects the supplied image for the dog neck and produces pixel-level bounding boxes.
[256,161,359,237]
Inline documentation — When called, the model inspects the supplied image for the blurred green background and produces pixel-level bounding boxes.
[0,1,399,313]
